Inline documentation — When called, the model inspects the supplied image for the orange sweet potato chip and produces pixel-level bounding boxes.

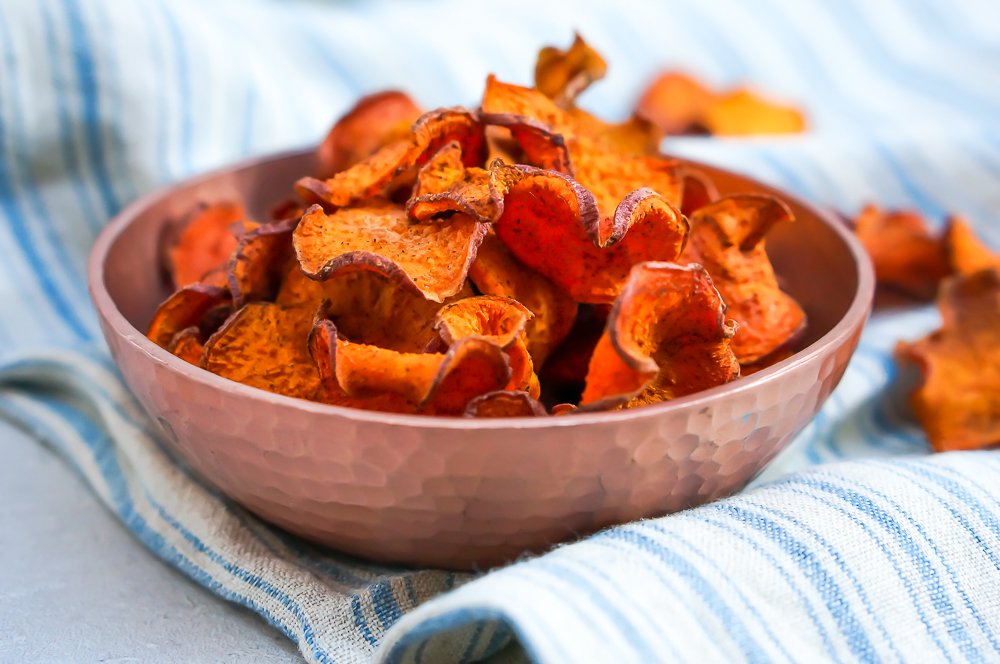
[703,90,806,136]
[635,72,717,136]
[580,262,739,410]
[168,203,247,288]
[682,195,805,364]
[534,33,607,107]
[201,302,322,401]
[945,216,1000,277]
[431,295,537,396]
[167,327,204,366]
[494,165,688,303]
[406,142,518,223]
[468,232,577,364]
[317,90,423,177]
[853,204,949,300]
[567,109,663,158]
[295,107,485,209]
[539,305,606,401]
[463,390,548,418]
[227,218,297,308]
[679,167,720,217]
[147,282,230,348]
[293,200,488,303]
[896,269,1000,451]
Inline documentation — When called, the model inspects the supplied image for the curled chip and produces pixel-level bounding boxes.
[167,327,204,366]
[432,295,537,396]
[469,232,577,365]
[406,142,518,223]
[464,391,548,418]
[201,302,322,401]
[896,269,1000,452]
[494,165,687,303]
[945,216,1000,277]
[635,72,717,136]
[581,263,739,410]
[853,204,949,300]
[168,203,247,288]
[227,217,297,308]
[295,107,485,209]
[147,281,230,348]
[702,90,806,136]
[293,199,488,303]
[317,90,423,177]
[534,32,607,107]
[682,195,805,364]
[566,109,662,158]
[311,306,510,415]
[679,167,719,217]
[481,76,684,212]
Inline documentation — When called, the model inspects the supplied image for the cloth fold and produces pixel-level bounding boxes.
[2,0,1000,662]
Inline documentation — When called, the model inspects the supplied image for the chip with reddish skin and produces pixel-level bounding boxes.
[550,403,578,416]
[200,303,322,401]
[167,327,204,366]
[406,142,513,224]
[469,232,577,364]
[147,282,230,348]
[293,200,488,303]
[295,107,485,209]
[635,72,717,136]
[681,195,805,364]
[567,108,662,157]
[431,295,537,396]
[896,269,1000,452]
[945,216,1000,277]
[703,90,806,136]
[463,390,549,418]
[168,203,247,288]
[317,90,423,177]
[227,217,297,308]
[534,33,607,107]
[494,165,687,303]
[853,204,950,300]
[580,262,739,410]
[678,167,719,217]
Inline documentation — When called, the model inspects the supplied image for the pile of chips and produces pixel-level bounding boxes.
[147,35,808,418]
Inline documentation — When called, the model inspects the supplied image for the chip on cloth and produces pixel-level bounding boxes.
[227,217,297,308]
[534,33,607,107]
[702,90,806,136]
[682,195,806,364]
[463,391,549,418]
[293,200,488,303]
[896,269,1000,452]
[494,165,688,303]
[168,203,247,288]
[317,90,423,177]
[580,262,739,410]
[167,327,204,366]
[945,216,1000,277]
[853,203,950,300]
[635,72,717,136]
[295,107,485,209]
[147,282,230,349]
[468,232,577,365]
[200,302,322,401]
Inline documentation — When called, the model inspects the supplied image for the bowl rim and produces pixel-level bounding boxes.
[88,146,875,430]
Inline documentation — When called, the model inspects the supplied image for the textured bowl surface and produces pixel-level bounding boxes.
[88,148,874,569]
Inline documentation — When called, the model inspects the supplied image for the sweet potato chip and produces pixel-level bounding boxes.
[317,90,423,177]
[682,195,805,364]
[679,167,720,217]
[539,305,607,400]
[853,204,949,300]
[463,390,548,418]
[406,142,515,223]
[550,403,578,416]
[534,33,607,107]
[945,216,1000,277]
[147,282,230,348]
[581,263,739,409]
[494,165,687,303]
[567,109,662,157]
[201,302,321,400]
[167,327,204,366]
[226,218,297,308]
[703,90,806,136]
[468,232,577,364]
[168,203,247,288]
[485,125,523,164]
[635,72,717,136]
[293,199,488,303]
[295,107,485,209]
[896,269,1000,451]
[432,295,537,395]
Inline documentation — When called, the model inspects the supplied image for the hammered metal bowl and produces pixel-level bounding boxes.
[88,148,874,569]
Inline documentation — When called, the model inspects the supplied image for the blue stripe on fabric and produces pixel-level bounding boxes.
[663,1,749,80]
[157,1,193,175]
[352,593,379,646]
[457,620,486,664]
[594,526,772,664]
[371,579,404,630]
[137,2,172,183]
[871,142,948,221]
[58,0,120,217]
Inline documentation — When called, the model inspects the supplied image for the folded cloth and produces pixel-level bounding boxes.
[1,0,999,662]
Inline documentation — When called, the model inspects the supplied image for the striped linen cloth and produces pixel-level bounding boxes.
[2,0,999,662]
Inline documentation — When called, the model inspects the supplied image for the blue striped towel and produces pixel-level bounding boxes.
[2,0,999,662]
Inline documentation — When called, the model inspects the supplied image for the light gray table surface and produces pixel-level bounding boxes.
[0,419,303,664]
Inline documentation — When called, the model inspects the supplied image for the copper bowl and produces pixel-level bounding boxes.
[88,148,874,569]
